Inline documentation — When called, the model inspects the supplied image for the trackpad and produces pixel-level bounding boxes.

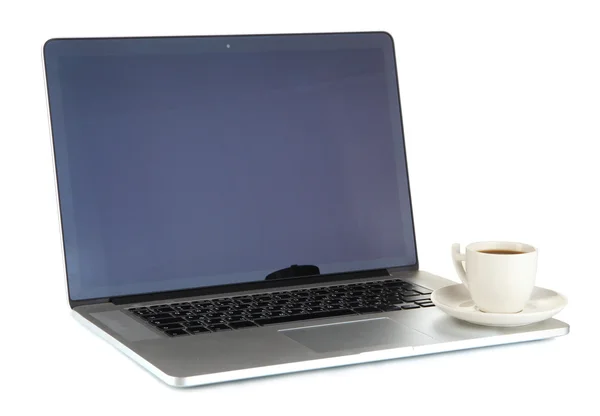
[281,318,435,353]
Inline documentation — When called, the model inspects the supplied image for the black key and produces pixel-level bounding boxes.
[165,328,188,337]
[254,309,356,326]
[228,321,258,329]
[403,295,431,302]
[154,306,175,313]
[143,313,172,321]
[401,304,421,310]
[204,317,224,324]
[255,300,272,307]
[192,300,213,306]
[400,290,421,297]
[353,306,381,314]
[184,319,204,327]
[191,308,209,315]
[414,299,433,305]
[187,326,211,334]
[151,317,185,325]
[209,324,232,331]
[419,302,436,308]
[130,308,152,315]
[215,306,232,312]
[158,323,184,330]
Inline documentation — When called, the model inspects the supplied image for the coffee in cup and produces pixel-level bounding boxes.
[451,241,537,313]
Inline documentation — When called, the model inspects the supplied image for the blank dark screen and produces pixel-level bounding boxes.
[44,34,416,300]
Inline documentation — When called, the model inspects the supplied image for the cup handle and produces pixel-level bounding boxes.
[452,243,468,288]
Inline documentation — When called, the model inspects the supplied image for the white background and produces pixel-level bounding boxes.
[1,0,599,414]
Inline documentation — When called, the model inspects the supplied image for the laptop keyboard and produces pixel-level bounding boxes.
[127,278,434,337]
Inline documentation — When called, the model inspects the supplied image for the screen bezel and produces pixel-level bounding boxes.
[42,31,420,308]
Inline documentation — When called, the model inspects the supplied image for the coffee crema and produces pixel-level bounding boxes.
[478,249,525,255]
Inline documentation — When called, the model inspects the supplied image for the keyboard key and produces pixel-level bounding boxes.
[192,300,213,305]
[414,299,433,305]
[419,302,436,307]
[254,309,356,326]
[400,291,421,297]
[143,313,172,321]
[228,321,258,329]
[187,326,211,334]
[151,317,185,325]
[155,306,176,313]
[401,304,421,310]
[404,295,431,302]
[183,319,204,327]
[130,308,152,315]
[165,328,188,337]
[158,323,184,330]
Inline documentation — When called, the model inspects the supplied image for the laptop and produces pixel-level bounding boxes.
[43,32,569,387]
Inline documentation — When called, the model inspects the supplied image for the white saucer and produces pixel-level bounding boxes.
[431,284,568,327]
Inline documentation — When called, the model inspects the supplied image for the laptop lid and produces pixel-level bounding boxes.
[43,32,418,305]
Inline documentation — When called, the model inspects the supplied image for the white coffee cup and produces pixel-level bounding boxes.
[451,241,538,313]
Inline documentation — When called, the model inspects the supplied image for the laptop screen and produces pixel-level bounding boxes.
[44,33,417,301]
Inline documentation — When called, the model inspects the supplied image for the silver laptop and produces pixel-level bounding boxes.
[43,32,568,387]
